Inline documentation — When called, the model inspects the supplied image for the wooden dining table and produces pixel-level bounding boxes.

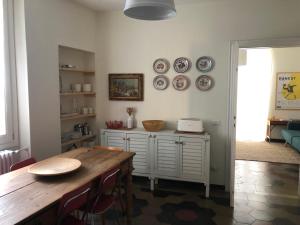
[0,147,135,225]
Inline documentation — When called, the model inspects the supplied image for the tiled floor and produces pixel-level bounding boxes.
[90,160,300,225]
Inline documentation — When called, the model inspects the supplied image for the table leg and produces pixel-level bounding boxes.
[205,183,209,198]
[125,158,133,225]
[298,165,300,197]
[150,178,154,191]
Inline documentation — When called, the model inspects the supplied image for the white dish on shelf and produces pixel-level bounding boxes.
[83,84,92,92]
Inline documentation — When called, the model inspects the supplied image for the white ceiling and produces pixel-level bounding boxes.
[72,0,229,12]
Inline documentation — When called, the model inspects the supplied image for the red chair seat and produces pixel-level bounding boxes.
[62,215,85,225]
[93,195,115,214]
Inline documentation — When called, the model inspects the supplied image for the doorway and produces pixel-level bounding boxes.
[228,38,300,207]
[235,47,300,164]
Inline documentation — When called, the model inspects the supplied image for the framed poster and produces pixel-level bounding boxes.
[109,73,144,101]
[276,72,300,110]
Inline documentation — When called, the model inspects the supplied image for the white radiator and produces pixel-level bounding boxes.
[0,148,30,174]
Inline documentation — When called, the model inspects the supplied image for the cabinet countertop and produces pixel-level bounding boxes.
[100,128,210,138]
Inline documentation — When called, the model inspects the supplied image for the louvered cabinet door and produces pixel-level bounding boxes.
[154,135,179,177]
[126,133,150,175]
[101,131,126,150]
[180,137,206,181]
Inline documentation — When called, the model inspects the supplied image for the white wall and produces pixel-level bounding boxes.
[269,47,300,120]
[19,0,300,185]
[95,0,300,185]
[23,0,97,160]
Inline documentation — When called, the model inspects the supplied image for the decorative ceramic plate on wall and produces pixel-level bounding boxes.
[196,56,215,72]
[153,58,170,74]
[172,75,190,91]
[195,75,214,91]
[153,75,169,90]
[173,57,192,73]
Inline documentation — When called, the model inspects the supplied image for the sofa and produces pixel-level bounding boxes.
[281,121,300,152]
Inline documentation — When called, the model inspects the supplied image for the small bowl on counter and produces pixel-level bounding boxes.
[142,120,165,132]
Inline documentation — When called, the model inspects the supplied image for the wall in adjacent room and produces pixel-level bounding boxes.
[269,47,300,120]
[23,0,97,160]
[95,0,300,185]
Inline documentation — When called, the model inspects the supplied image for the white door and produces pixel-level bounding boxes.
[228,41,239,207]
[102,131,126,150]
[154,135,179,177]
[126,133,150,175]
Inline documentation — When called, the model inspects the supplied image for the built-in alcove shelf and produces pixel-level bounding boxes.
[59,45,96,151]
[60,114,96,121]
[61,134,96,147]
[60,92,96,96]
[59,68,95,75]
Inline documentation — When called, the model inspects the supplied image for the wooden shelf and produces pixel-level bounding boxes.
[60,92,96,96]
[60,114,96,121]
[61,135,96,147]
[59,68,95,74]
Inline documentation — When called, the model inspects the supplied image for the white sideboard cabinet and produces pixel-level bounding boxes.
[100,129,210,197]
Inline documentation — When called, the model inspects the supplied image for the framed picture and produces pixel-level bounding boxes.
[109,73,144,101]
[276,72,300,110]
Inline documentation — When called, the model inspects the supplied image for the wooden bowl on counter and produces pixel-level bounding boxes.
[142,120,165,132]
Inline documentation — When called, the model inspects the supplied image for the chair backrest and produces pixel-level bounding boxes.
[57,182,91,223]
[100,167,120,194]
[93,146,123,152]
[10,157,36,171]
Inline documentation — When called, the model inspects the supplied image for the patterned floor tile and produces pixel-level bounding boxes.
[249,209,274,221]
[233,211,256,224]
[272,218,298,225]
[252,221,273,225]
[100,160,299,225]
[157,201,216,225]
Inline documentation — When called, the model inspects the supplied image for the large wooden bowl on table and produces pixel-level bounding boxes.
[142,120,165,132]
[28,158,81,176]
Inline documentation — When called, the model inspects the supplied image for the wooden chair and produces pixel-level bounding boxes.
[57,182,92,225]
[93,146,123,152]
[88,167,122,225]
[10,157,36,171]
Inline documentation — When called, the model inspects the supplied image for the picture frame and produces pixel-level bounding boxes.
[275,72,300,110]
[109,73,144,101]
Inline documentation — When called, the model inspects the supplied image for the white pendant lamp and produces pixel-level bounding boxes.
[124,0,176,21]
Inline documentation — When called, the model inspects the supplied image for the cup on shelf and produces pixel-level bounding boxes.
[82,107,89,115]
[83,83,92,92]
[88,107,94,114]
[73,83,82,92]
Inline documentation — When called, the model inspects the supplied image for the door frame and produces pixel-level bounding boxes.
[228,37,300,207]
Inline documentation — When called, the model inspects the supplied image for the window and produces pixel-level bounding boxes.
[0,0,18,149]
